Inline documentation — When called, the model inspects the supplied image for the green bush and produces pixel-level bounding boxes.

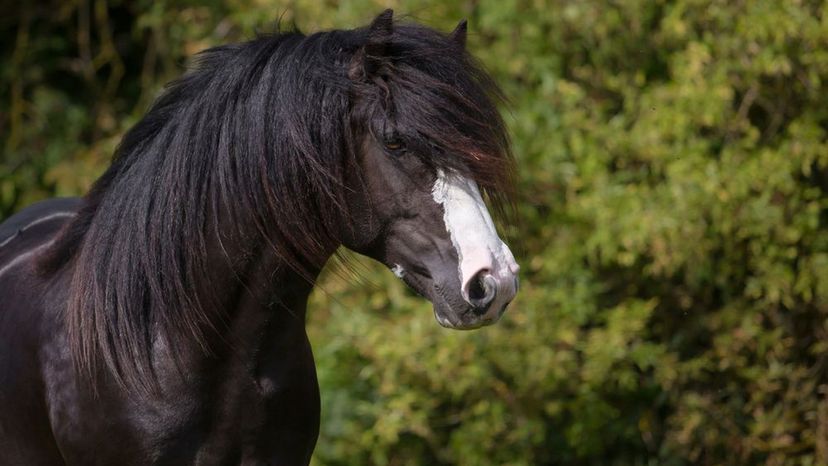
[2,1,826,464]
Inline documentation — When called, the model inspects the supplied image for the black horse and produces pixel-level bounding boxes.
[0,10,518,465]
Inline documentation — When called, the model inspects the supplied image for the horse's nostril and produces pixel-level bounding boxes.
[468,270,497,312]
[468,273,486,300]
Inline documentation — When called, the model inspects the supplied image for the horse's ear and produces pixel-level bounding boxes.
[449,19,467,48]
[349,9,394,80]
[366,9,394,52]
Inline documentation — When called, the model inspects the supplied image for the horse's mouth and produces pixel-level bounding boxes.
[433,309,500,330]
[400,271,503,329]
[395,263,510,329]
[432,298,506,330]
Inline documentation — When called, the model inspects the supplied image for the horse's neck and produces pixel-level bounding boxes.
[226,251,319,355]
[144,244,323,437]
[199,240,322,366]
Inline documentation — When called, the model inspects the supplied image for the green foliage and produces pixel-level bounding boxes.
[2,1,827,464]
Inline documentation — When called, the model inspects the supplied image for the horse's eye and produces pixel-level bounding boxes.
[384,138,405,153]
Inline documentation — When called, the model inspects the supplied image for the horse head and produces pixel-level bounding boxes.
[340,10,520,329]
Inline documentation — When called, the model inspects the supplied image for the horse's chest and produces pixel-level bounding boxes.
[156,350,322,465]
[44,340,321,465]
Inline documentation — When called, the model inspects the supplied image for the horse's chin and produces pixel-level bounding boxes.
[433,310,500,330]
[431,301,502,330]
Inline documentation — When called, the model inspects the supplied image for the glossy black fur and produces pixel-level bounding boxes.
[0,11,513,465]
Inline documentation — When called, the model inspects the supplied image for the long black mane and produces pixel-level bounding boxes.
[38,19,514,391]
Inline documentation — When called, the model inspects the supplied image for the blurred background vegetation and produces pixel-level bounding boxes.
[2,0,828,464]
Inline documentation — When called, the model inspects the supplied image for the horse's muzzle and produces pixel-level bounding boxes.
[435,268,519,330]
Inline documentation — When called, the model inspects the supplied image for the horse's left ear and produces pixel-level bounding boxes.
[349,9,394,80]
[449,19,467,48]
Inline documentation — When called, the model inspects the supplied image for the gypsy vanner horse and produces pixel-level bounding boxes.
[0,10,519,465]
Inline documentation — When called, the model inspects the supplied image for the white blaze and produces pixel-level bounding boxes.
[431,170,519,303]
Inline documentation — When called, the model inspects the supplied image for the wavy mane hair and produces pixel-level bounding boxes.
[38,13,514,390]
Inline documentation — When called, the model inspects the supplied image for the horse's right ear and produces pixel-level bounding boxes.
[449,19,468,48]
[349,9,394,80]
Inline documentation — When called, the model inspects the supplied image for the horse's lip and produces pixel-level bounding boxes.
[432,292,502,329]
[433,308,499,330]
